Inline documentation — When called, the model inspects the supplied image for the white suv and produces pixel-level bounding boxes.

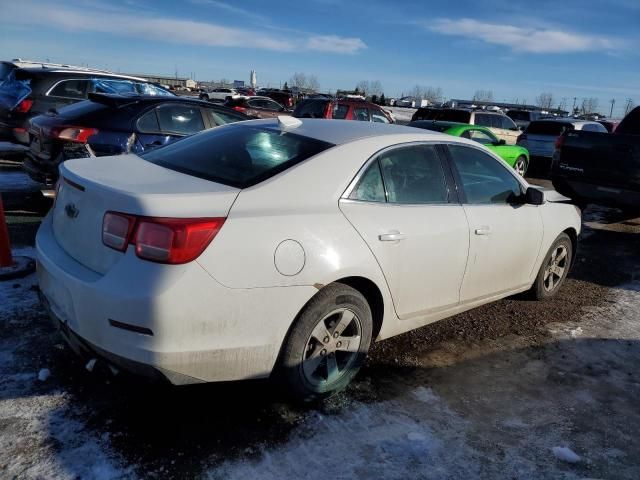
[412,108,522,145]
[199,87,238,102]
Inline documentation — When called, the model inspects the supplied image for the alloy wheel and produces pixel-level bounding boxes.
[301,308,363,387]
[515,157,527,176]
[543,245,568,292]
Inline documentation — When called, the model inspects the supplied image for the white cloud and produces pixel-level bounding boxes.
[306,35,367,54]
[3,0,366,55]
[428,18,617,54]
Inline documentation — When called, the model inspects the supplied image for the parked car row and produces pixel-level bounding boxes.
[0,60,172,144]
[411,107,522,145]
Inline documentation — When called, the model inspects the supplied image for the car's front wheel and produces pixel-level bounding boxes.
[514,155,528,176]
[531,233,573,300]
[276,283,373,403]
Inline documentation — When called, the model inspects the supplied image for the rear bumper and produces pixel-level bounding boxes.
[23,154,57,187]
[552,176,640,210]
[36,214,317,385]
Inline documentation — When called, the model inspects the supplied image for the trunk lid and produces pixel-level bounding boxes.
[53,154,240,274]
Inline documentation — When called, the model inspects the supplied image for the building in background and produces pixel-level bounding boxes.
[250,70,257,89]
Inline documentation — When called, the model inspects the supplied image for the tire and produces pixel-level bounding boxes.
[514,155,528,176]
[530,233,573,300]
[276,283,373,403]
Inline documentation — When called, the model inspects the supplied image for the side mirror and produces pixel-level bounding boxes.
[525,187,545,205]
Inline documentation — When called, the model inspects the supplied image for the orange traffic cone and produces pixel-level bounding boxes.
[0,195,35,280]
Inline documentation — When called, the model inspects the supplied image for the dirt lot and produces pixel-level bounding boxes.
[1,168,639,479]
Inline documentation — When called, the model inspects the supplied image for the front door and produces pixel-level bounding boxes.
[446,144,543,302]
[340,144,469,319]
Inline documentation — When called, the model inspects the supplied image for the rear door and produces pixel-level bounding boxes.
[446,144,543,302]
[135,103,206,151]
[340,143,469,319]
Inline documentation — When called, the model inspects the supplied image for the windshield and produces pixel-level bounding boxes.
[506,111,530,121]
[142,125,334,188]
[416,109,471,123]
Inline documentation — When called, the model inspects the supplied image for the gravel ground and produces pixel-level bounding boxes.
[1,169,639,479]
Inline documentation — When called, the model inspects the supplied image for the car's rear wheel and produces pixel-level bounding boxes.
[531,233,573,300]
[276,283,373,403]
[515,155,528,176]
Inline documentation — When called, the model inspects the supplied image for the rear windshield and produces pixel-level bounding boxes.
[415,109,471,123]
[526,121,574,136]
[408,121,453,132]
[0,63,15,83]
[0,71,32,110]
[93,79,172,96]
[506,111,531,121]
[293,100,328,118]
[141,125,334,188]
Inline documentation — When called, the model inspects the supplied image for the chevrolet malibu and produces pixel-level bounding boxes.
[37,117,581,402]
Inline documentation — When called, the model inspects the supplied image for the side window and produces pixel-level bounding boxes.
[448,145,522,204]
[156,104,205,135]
[474,114,491,127]
[205,109,245,126]
[349,162,386,202]
[137,109,160,132]
[582,123,607,133]
[500,116,517,130]
[48,79,90,99]
[248,99,266,109]
[378,145,449,204]
[332,104,349,119]
[468,129,496,145]
[371,110,390,123]
[353,107,370,122]
[264,99,283,111]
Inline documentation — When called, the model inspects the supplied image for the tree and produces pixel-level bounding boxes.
[473,90,494,102]
[581,97,599,115]
[355,80,369,96]
[535,92,554,110]
[289,72,307,90]
[283,81,289,90]
[307,75,320,93]
[410,85,443,104]
[379,93,386,106]
[369,80,383,98]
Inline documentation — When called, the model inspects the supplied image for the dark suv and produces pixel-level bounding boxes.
[293,98,394,123]
[257,89,296,109]
[0,62,172,144]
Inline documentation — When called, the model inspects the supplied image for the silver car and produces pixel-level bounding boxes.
[518,119,608,160]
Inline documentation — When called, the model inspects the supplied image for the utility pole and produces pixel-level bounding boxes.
[625,98,633,116]
[609,99,615,118]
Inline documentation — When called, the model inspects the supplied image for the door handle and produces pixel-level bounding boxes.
[475,226,491,236]
[379,232,407,242]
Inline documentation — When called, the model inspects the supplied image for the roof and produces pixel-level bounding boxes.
[247,118,448,145]
[16,68,147,82]
[530,118,598,125]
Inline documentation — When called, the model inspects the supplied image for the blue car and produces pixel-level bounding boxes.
[23,93,249,186]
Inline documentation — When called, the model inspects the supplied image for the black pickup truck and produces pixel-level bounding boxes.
[551,107,640,211]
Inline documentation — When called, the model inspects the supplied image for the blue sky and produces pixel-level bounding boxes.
[1,0,639,116]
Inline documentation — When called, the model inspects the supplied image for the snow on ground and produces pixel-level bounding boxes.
[1,235,640,478]
[0,247,131,480]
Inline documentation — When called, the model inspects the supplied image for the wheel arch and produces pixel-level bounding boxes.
[563,226,579,269]
[273,276,386,371]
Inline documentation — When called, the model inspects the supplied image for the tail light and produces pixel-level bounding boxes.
[233,106,246,112]
[555,134,565,150]
[102,212,225,264]
[54,127,98,144]
[287,98,293,108]
[15,99,33,113]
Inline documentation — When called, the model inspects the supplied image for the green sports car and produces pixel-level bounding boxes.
[409,120,530,176]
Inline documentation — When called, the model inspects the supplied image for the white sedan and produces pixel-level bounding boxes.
[37,117,581,401]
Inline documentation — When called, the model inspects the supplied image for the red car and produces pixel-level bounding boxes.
[225,96,289,119]
[293,98,394,123]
